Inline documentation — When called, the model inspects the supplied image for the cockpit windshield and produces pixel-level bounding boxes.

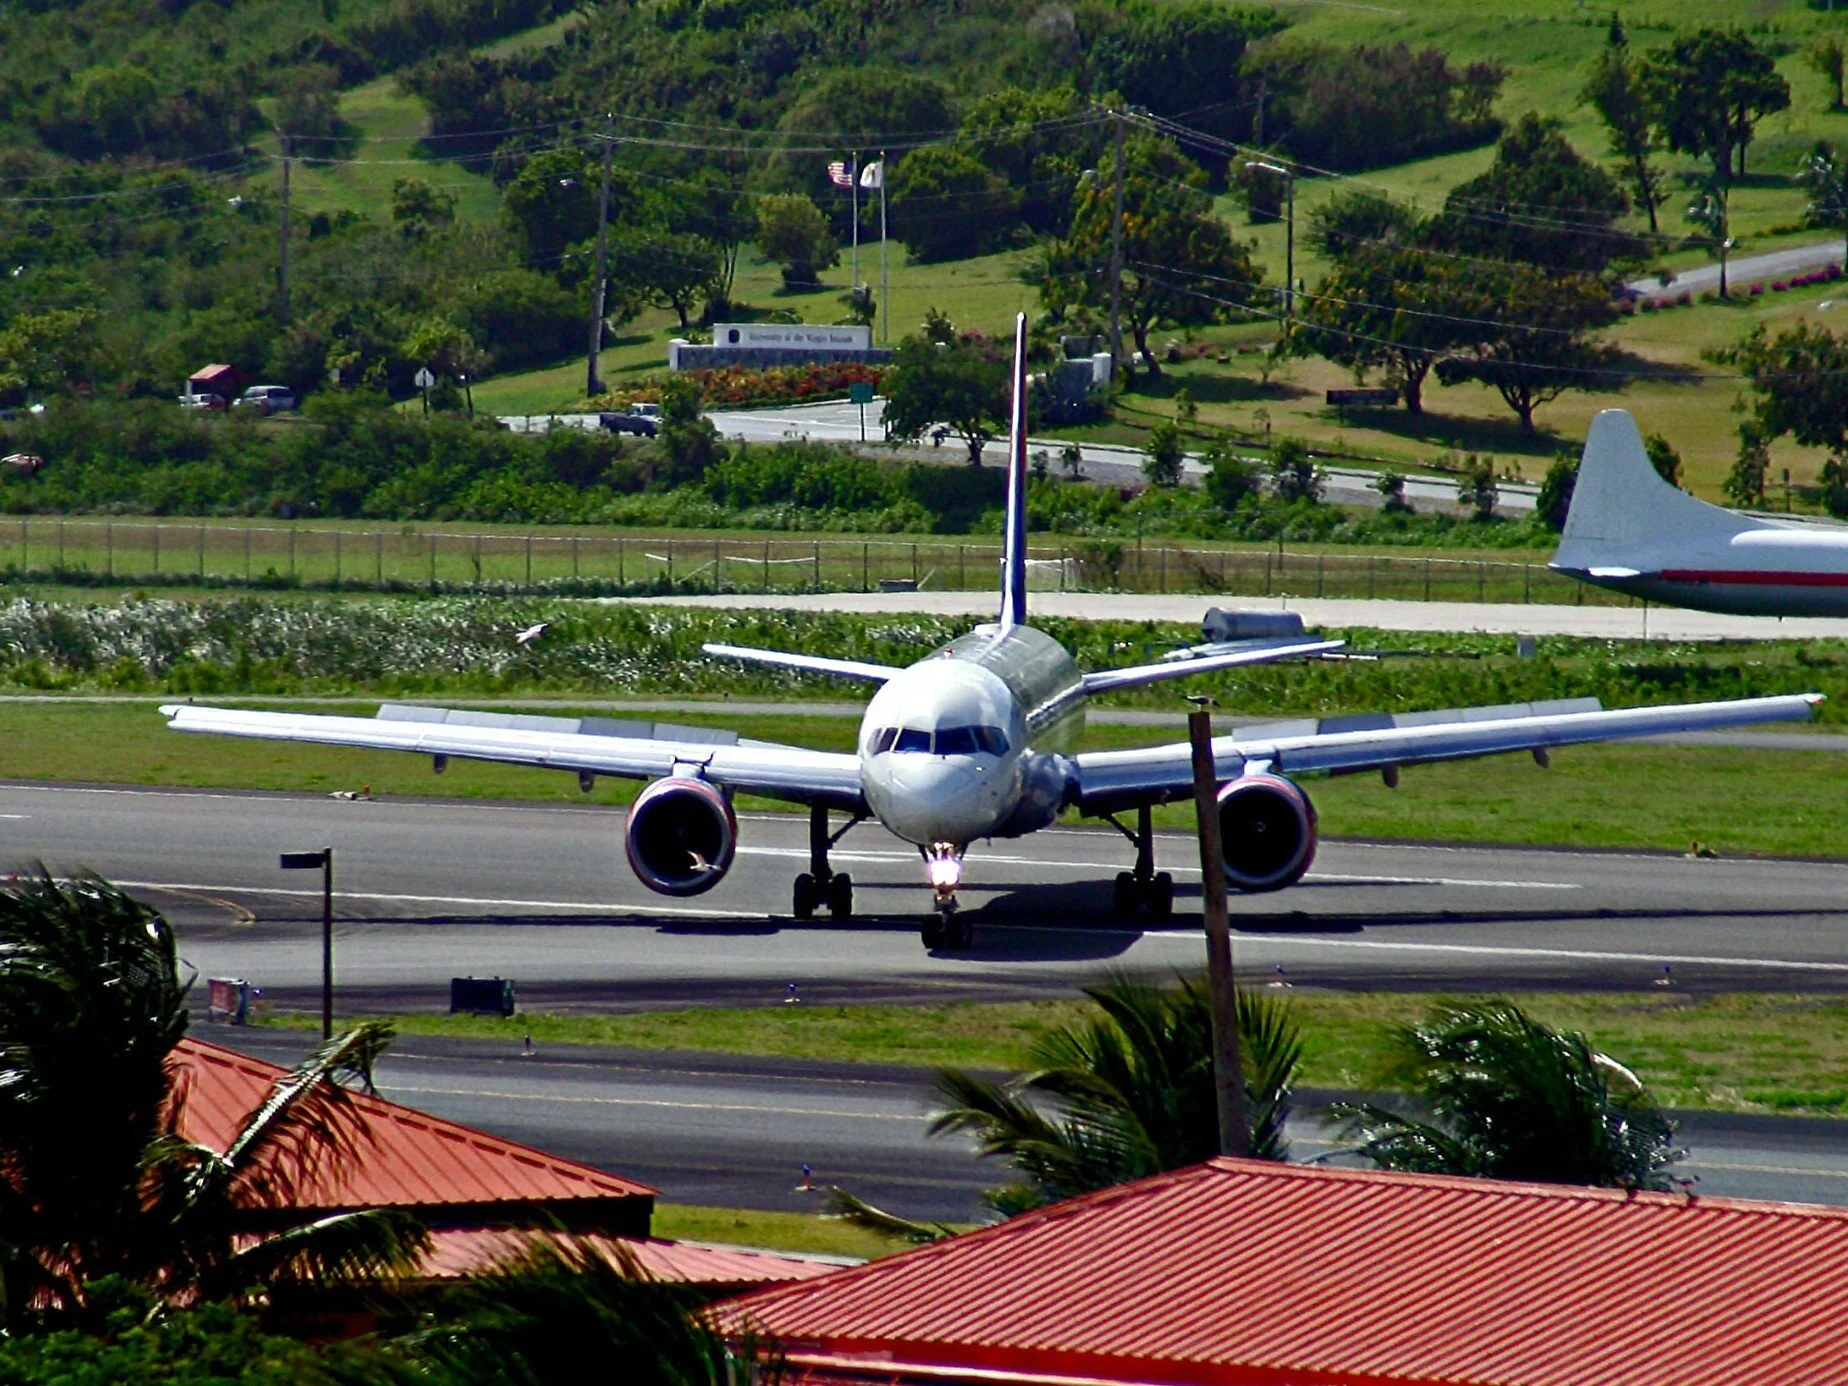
[869,725,1010,756]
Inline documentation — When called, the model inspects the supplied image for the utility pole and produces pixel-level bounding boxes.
[277,134,292,329]
[1108,109,1126,373]
[1249,159,1296,325]
[879,147,890,346]
[280,848,335,1040]
[586,117,616,399]
[1252,78,1266,148]
[1187,705,1246,1159]
[850,149,860,291]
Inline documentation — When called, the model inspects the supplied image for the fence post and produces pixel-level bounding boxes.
[289,526,296,577]
[526,535,534,587]
[1262,550,1271,596]
[862,542,869,592]
[959,546,966,589]
[1159,545,1167,593]
[1523,562,1531,603]
[19,517,26,570]
[428,533,436,588]
[152,524,160,574]
[334,530,342,584]
[1424,558,1431,601]
[1478,561,1485,602]
[197,524,205,578]
[106,522,113,578]
[618,536,624,585]
[376,531,384,585]
[763,540,770,594]
[573,535,580,580]
[1368,554,1375,599]
[666,539,674,587]
[813,541,821,592]
[1317,553,1325,598]
[58,519,65,571]
[473,533,482,584]
[244,525,251,581]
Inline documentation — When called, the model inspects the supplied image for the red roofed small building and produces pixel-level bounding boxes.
[174,1038,832,1292]
[724,1157,1848,1386]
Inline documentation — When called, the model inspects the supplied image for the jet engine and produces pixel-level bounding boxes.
[1217,773,1317,893]
[624,776,737,896]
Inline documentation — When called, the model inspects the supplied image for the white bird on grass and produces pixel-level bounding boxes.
[515,622,549,646]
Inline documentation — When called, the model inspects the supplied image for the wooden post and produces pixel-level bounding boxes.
[1187,707,1245,1159]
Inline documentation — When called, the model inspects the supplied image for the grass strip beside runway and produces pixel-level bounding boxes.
[651,1202,927,1260]
[262,992,1848,1117]
[3,700,1842,858]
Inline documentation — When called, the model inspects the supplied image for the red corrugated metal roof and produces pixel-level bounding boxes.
[418,1228,843,1287]
[172,1038,654,1214]
[724,1157,1848,1386]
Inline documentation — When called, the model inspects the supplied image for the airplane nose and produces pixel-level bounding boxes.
[874,758,1004,843]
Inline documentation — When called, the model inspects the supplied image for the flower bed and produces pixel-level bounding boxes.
[586,360,885,413]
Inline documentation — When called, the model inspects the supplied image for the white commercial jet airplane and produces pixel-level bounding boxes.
[164,322,1822,950]
[1554,408,1848,617]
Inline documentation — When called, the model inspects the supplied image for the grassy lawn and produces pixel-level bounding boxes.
[4,697,1841,858]
[260,991,1848,1117]
[650,1201,914,1259]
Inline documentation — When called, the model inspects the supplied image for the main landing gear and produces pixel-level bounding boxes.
[1107,805,1174,919]
[792,805,863,923]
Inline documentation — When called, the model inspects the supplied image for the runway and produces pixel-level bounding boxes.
[7,780,1848,1005]
[213,1027,1848,1219]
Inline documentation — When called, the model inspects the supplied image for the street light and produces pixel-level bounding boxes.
[280,848,334,1039]
[1247,160,1296,324]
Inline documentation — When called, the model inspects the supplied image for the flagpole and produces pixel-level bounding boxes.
[850,150,860,290]
[879,149,889,345]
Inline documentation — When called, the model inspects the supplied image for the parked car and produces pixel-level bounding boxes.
[2,452,43,475]
[179,392,227,412]
[233,385,297,415]
[599,402,660,437]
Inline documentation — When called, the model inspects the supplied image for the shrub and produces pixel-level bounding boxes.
[1750,283,1765,296]
[1773,280,1789,292]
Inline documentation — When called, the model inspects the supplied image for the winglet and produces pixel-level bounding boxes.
[999,311,1030,631]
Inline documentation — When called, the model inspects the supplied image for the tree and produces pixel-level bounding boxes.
[1295,247,1480,414]
[389,177,456,242]
[1644,432,1682,487]
[1537,454,1578,530]
[1336,1000,1683,1190]
[1042,135,1262,377]
[1269,435,1322,502]
[1374,470,1412,514]
[653,373,724,486]
[772,68,953,208]
[1142,420,1184,486]
[1090,3,1287,153]
[955,86,1099,239]
[1686,179,1735,298]
[1581,27,1666,234]
[1432,263,1620,434]
[402,318,483,412]
[1726,425,1771,508]
[887,145,1018,262]
[611,230,723,330]
[928,976,1302,1216]
[1306,190,1422,260]
[1428,113,1642,273]
[1714,321,1848,516]
[0,870,426,1328]
[1204,434,1261,509]
[754,194,838,291]
[1455,454,1498,520]
[0,308,102,404]
[1801,142,1848,268]
[501,148,610,272]
[1642,29,1790,180]
[881,334,1009,466]
[1810,37,1846,112]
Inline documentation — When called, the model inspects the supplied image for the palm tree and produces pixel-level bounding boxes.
[405,1239,771,1386]
[1334,1000,1683,1191]
[929,975,1302,1216]
[0,868,425,1327]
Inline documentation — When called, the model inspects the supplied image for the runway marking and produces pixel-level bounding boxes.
[0,814,27,819]
[117,880,757,919]
[1148,931,1848,976]
[1683,1159,1848,1181]
[381,1082,922,1123]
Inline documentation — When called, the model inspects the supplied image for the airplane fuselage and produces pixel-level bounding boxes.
[1561,527,1848,618]
[858,623,1084,852]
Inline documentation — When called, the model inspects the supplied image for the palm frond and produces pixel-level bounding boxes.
[824,1188,956,1244]
[213,1208,431,1300]
[220,1022,396,1208]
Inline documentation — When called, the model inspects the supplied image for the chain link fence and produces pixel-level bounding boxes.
[0,516,1632,606]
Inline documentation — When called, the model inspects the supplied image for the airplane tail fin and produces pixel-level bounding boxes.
[1553,409,1752,574]
[999,312,1030,630]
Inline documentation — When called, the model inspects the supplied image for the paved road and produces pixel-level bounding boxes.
[8,781,1848,1006]
[213,1027,1848,1219]
[1627,240,1845,302]
[501,405,1537,514]
[614,589,1848,641]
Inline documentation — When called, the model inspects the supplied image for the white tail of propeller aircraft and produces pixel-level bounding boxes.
[1551,409,1848,617]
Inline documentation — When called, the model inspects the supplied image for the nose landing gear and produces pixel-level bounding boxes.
[1107,805,1175,919]
[792,805,863,923]
[920,843,973,950]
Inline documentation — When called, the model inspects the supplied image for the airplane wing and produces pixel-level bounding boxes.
[1070,693,1822,815]
[160,703,866,810]
[701,643,901,684]
[1081,639,1346,695]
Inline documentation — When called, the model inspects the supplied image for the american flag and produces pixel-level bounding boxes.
[826,160,854,189]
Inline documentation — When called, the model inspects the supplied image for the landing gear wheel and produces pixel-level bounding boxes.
[921,915,947,948]
[827,872,854,922]
[1150,872,1174,919]
[946,914,975,949]
[793,872,818,920]
[1112,871,1137,916]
